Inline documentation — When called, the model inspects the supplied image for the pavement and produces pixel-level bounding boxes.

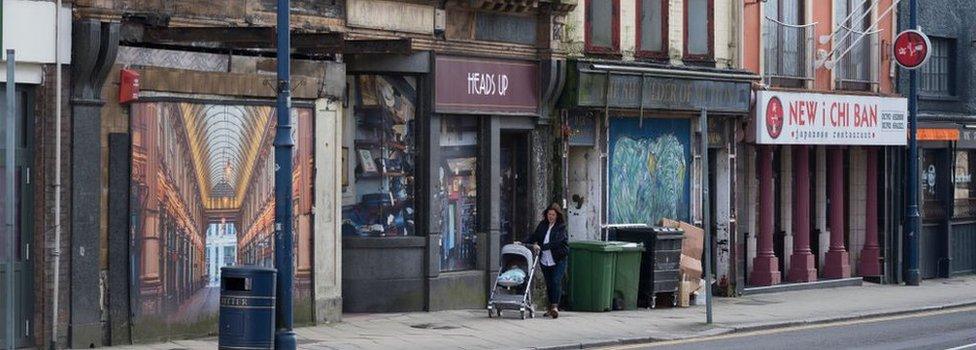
[110,276,976,350]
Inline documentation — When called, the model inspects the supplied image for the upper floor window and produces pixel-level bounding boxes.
[763,0,809,87]
[586,0,619,54]
[637,0,668,59]
[684,0,713,61]
[920,37,956,97]
[834,0,874,90]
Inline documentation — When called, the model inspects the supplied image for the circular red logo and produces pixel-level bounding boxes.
[894,30,931,69]
[765,97,784,139]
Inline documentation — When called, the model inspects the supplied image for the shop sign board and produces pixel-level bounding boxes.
[958,128,976,149]
[893,29,931,70]
[435,56,539,115]
[347,0,434,34]
[575,71,751,114]
[916,128,959,141]
[755,91,908,146]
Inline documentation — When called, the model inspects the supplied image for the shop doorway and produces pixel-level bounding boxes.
[500,132,531,245]
[920,147,950,279]
[0,86,34,348]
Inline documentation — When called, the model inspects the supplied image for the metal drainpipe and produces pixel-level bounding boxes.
[51,1,64,348]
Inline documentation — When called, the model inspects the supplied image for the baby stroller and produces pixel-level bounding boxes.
[487,243,539,319]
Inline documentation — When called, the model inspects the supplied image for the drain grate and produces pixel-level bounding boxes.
[410,323,459,330]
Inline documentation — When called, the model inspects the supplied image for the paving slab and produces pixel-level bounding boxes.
[110,276,976,350]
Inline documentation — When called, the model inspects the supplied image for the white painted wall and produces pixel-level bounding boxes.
[567,142,604,241]
[313,97,343,322]
[2,0,71,64]
[848,147,866,275]
[558,0,738,66]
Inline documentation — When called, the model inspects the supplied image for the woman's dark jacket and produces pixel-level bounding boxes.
[524,221,570,262]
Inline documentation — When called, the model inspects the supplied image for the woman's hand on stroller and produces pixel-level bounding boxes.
[531,244,541,255]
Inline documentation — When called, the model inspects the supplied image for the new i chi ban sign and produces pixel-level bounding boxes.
[755,91,908,146]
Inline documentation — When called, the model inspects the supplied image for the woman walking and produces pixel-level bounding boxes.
[519,204,569,318]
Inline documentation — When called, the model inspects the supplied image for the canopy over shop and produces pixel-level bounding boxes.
[748,90,907,287]
[560,60,755,295]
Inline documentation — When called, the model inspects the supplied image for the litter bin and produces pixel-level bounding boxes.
[219,266,276,350]
[568,241,620,312]
[608,225,684,308]
[609,241,644,310]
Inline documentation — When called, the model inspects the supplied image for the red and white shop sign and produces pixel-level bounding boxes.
[755,91,908,146]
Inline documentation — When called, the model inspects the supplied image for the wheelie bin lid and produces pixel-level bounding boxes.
[569,240,624,252]
[606,241,645,251]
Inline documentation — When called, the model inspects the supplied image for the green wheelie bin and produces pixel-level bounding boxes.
[609,242,644,310]
[568,241,621,312]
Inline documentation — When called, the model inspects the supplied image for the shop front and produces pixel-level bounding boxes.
[341,53,558,312]
[915,123,976,278]
[560,59,755,295]
[747,91,908,287]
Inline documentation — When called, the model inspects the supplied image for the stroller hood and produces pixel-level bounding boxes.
[500,244,534,266]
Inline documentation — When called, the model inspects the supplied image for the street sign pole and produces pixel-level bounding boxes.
[5,50,16,350]
[904,0,921,286]
[700,109,713,324]
[273,0,297,348]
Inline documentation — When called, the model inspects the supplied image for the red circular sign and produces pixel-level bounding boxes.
[893,30,931,69]
[765,97,783,139]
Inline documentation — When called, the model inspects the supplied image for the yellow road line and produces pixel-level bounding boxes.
[604,305,976,349]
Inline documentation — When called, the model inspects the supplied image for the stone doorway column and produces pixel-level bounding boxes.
[751,146,781,286]
[824,147,852,279]
[789,145,817,282]
[860,147,881,277]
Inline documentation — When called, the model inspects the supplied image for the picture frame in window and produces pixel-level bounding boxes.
[357,148,378,176]
[357,75,380,107]
[342,147,349,188]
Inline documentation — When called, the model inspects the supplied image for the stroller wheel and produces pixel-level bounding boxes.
[488,309,494,318]
[520,311,526,320]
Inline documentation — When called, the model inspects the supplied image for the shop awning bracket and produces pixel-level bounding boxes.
[603,70,611,127]
[638,74,646,128]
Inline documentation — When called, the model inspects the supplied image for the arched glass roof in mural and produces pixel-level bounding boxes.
[178,103,273,208]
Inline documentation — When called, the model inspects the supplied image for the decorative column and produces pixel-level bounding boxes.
[860,147,881,276]
[70,20,119,348]
[824,147,852,279]
[751,146,781,286]
[789,146,817,282]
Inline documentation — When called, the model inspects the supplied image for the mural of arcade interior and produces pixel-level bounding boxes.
[739,145,901,287]
[129,101,315,333]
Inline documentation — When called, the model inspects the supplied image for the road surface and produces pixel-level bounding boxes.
[602,306,976,350]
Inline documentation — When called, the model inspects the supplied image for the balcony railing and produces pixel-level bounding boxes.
[763,16,816,87]
[833,27,880,91]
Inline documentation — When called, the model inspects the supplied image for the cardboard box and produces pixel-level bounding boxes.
[677,277,692,307]
[660,218,704,261]
[680,254,702,290]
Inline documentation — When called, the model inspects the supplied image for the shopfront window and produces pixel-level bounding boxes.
[342,75,417,237]
[954,150,976,217]
[922,149,946,220]
[438,118,479,271]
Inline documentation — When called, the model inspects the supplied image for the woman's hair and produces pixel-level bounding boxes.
[541,203,565,225]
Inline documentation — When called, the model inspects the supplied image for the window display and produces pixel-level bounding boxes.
[438,118,480,271]
[954,150,976,218]
[342,75,417,237]
[922,149,946,220]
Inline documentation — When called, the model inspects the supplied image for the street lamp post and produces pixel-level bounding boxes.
[273,0,297,348]
[904,0,921,286]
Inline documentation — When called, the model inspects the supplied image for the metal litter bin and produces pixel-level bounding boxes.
[608,225,684,308]
[219,266,276,350]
